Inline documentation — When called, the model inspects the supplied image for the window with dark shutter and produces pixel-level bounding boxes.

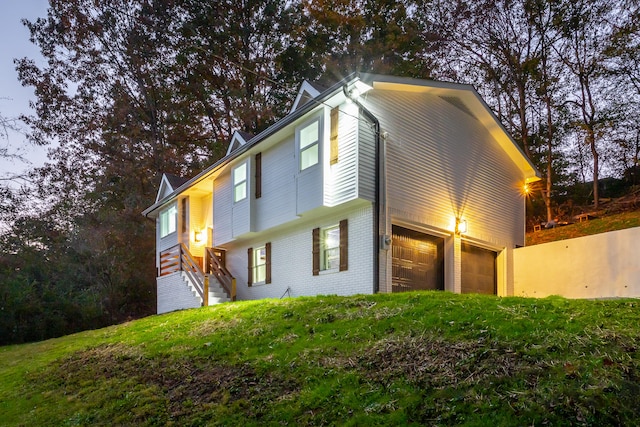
[339,219,348,271]
[247,247,253,286]
[265,242,272,284]
[255,152,262,199]
[330,107,339,165]
[312,228,320,276]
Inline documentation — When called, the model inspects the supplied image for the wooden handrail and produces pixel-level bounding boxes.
[159,244,236,303]
[206,247,237,301]
[179,243,205,300]
[159,244,205,300]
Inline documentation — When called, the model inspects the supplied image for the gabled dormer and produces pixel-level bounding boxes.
[290,81,326,113]
[226,130,254,156]
[155,173,189,203]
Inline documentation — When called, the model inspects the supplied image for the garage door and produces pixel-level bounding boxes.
[392,225,444,293]
[461,242,496,295]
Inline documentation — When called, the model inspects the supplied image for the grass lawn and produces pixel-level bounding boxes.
[527,210,640,245]
[2,292,640,426]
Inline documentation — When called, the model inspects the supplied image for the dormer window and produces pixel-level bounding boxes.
[298,117,321,171]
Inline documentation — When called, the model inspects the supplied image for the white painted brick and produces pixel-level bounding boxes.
[157,272,202,314]
[222,203,375,301]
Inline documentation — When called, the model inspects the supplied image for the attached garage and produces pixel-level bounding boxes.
[461,241,497,295]
[391,225,444,292]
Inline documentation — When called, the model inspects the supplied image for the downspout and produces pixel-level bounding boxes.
[343,84,383,293]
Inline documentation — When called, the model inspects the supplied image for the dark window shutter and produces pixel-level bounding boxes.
[247,247,253,286]
[180,197,188,233]
[265,242,272,284]
[330,107,339,165]
[312,228,320,276]
[255,152,262,199]
[339,219,348,271]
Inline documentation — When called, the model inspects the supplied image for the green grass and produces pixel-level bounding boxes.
[2,292,640,426]
[527,210,640,245]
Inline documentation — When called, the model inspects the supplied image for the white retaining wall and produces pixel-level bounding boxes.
[514,227,640,298]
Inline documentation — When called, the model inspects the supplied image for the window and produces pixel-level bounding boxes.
[313,219,348,275]
[159,203,177,238]
[233,162,247,202]
[322,226,340,270]
[299,119,320,171]
[247,242,271,285]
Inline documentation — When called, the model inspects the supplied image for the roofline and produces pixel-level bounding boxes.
[143,72,360,217]
[359,73,541,181]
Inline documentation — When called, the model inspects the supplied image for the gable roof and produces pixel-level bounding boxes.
[144,73,540,217]
[359,74,540,185]
[226,130,255,156]
[289,80,327,113]
[155,173,189,203]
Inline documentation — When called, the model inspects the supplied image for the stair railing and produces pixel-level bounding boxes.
[159,244,205,301]
[205,247,237,301]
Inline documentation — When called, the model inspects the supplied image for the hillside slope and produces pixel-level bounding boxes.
[527,210,640,245]
[1,292,640,426]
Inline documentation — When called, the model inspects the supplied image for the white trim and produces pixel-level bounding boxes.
[290,81,322,113]
[226,131,250,156]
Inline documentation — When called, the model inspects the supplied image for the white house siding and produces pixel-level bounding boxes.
[157,272,202,314]
[232,157,253,238]
[363,90,525,248]
[296,114,325,215]
[221,202,374,300]
[255,136,298,231]
[358,111,376,203]
[324,103,359,206]
[514,227,640,299]
[213,169,232,246]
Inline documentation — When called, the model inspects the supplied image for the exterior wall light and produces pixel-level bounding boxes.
[455,218,467,235]
[194,230,203,243]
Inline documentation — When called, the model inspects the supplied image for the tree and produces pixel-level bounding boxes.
[553,0,621,209]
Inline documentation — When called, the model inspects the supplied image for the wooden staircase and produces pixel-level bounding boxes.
[160,244,236,305]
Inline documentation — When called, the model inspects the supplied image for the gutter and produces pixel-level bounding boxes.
[343,84,382,294]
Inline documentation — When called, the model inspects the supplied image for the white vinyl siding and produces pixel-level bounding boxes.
[324,103,360,207]
[296,113,324,215]
[363,90,525,248]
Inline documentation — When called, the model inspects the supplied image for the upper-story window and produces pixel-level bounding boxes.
[159,203,177,238]
[233,162,247,202]
[298,117,321,171]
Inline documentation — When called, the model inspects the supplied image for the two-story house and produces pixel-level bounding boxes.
[143,74,540,314]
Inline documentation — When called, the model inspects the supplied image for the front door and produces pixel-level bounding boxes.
[392,225,444,292]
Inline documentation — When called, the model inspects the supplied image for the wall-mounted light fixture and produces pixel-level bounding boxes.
[455,218,467,235]
[194,230,203,243]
